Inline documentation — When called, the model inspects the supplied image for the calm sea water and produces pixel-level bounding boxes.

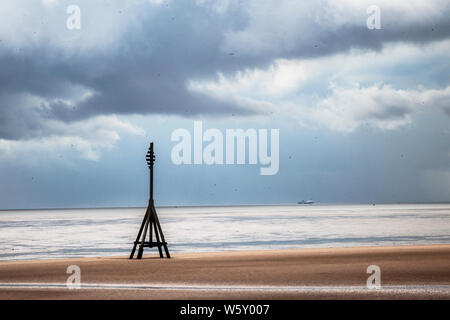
[1,204,449,261]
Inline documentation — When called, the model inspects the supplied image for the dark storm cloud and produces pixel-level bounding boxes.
[1,0,450,140]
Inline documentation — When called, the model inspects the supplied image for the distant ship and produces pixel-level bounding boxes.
[298,199,314,205]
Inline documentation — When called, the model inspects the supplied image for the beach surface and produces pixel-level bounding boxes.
[0,244,449,299]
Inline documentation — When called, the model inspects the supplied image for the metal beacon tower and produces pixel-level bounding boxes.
[130,142,171,259]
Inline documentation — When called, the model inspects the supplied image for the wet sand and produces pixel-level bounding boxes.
[0,244,449,299]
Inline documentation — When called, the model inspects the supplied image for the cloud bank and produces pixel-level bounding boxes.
[1,0,450,158]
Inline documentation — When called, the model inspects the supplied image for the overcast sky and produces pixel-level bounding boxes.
[0,0,449,209]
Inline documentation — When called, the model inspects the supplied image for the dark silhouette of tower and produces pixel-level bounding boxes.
[130,142,170,259]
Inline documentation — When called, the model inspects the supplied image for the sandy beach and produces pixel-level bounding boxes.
[0,244,449,299]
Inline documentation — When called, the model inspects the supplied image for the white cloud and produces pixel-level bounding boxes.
[307,84,450,132]
[148,0,165,5]
[0,115,145,162]
[189,40,450,132]
[195,0,231,14]
[189,59,309,99]
[41,0,59,7]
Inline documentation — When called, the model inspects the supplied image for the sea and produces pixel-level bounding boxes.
[1,204,449,261]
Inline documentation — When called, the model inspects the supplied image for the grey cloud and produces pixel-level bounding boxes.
[222,1,450,59]
[1,0,450,140]
[369,105,411,121]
